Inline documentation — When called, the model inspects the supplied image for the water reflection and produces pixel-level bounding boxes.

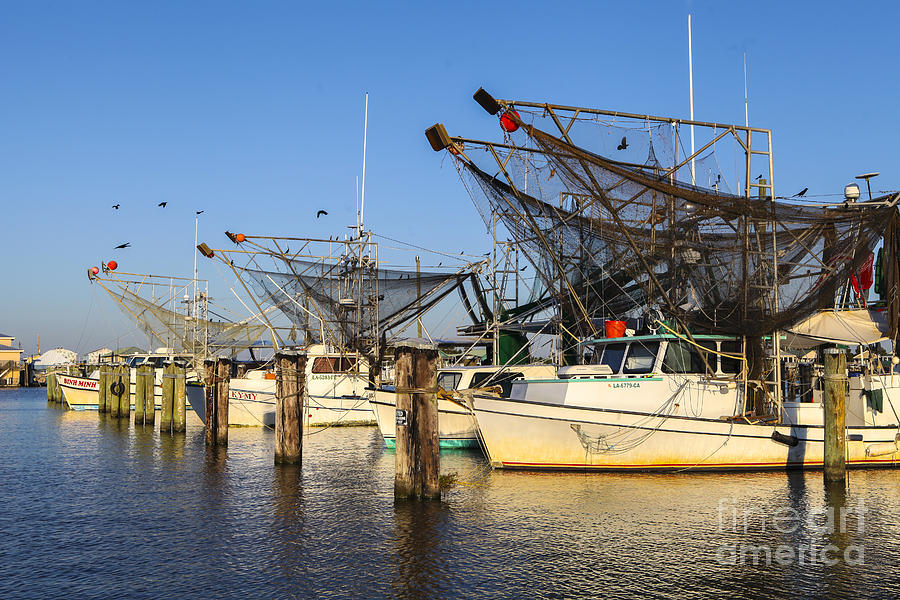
[391,500,449,600]
[4,389,900,600]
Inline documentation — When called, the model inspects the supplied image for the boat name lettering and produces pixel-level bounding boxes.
[62,377,98,390]
[230,390,258,400]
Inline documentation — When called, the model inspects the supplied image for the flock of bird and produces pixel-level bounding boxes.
[109,202,328,250]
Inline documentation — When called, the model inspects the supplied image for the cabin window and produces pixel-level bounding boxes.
[437,372,462,391]
[600,343,627,373]
[311,356,358,374]
[661,341,708,374]
[471,371,524,397]
[720,341,741,374]
[623,342,659,374]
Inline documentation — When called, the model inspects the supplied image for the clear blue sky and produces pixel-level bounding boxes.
[3,0,899,355]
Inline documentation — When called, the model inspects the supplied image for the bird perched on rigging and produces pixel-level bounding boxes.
[793,187,808,198]
[158,201,167,207]
[112,204,120,210]
[617,136,628,150]
[113,242,131,249]
[316,210,328,218]
[196,210,204,215]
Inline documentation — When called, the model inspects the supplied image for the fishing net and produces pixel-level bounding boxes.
[453,114,900,343]
[242,256,471,354]
[99,278,269,360]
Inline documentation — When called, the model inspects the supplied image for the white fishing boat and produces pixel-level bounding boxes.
[187,344,374,427]
[58,351,197,410]
[428,88,900,472]
[469,332,900,471]
[371,363,554,448]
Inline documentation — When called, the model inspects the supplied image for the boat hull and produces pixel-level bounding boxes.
[370,389,480,449]
[472,374,900,472]
[186,378,376,427]
[58,374,163,410]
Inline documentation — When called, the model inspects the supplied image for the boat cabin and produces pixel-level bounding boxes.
[575,334,742,378]
[437,364,556,397]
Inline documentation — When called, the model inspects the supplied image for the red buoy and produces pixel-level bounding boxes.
[90,266,100,275]
[107,260,118,271]
[500,110,520,133]
[235,233,246,243]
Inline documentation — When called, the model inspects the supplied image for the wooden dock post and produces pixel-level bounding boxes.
[108,366,122,418]
[45,371,54,403]
[275,352,306,465]
[824,348,847,483]
[98,366,109,413]
[215,358,230,446]
[204,358,230,446]
[143,364,155,426]
[173,361,186,434]
[118,364,131,420]
[394,344,440,500]
[160,362,174,434]
[134,364,146,425]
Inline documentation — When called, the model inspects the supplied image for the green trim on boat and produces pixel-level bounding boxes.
[384,438,478,449]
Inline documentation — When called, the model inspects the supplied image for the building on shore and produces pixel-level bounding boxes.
[0,333,23,387]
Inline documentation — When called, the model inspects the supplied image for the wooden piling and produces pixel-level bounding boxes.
[160,362,174,434]
[394,345,441,500]
[173,362,186,434]
[143,364,155,425]
[275,352,306,465]
[215,358,230,446]
[118,364,131,419]
[204,359,216,445]
[108,366,121,418]
[45,371,54,403]
[98,366,109,413]
[204,358,230,446]
[824,348,847,483]
[134,364,146,425]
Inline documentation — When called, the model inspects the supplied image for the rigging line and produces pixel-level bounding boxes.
[75,287,96,354]
[371,233,482,261]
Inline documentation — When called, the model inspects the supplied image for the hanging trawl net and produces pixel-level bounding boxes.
[242,256,470,353]
[453,119,900,341]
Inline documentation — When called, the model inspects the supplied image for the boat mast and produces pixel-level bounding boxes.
[360,92,369,235]
[688,14,696,185]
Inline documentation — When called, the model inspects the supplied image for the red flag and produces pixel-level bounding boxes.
[857,252,875,290]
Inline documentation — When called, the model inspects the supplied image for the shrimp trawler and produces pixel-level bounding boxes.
[424,89,900,471]
[59,266,269,411]
[193,230,484,426]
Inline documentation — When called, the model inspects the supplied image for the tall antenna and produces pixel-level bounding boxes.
[688,14,695,185]
[743,51,750,127]
[193,214,199,318]
[360,92,369,232]
[356,176,360,236]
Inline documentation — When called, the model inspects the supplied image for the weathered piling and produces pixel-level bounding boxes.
[134,364,146,425]
[204,358,230,446]
[824,348,847,483]
[173,361,186,434]
[98,366,109,413]
[215,358,230,446]
[134,364,154,426]
[394,345,440,500]
[160,362,174,433]
[275,352,306,465]
[118,364,131,420]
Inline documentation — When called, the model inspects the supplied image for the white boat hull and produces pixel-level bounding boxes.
[186,377,376,427]
[58,373,163,410]
[472,374,900,471]
[370,389,479,448]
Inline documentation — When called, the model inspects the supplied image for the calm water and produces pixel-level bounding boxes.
[1,388,899,599]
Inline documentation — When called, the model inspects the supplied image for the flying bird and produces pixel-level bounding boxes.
[793,187,808,198]
[158,202,167,207]
[112,204,120,210]
[316,209,328,218]
[114,242,131,249]
[617,136,628,151]
[196,210,204,215]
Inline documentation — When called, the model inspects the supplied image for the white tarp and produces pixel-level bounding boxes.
[783,309,889,349]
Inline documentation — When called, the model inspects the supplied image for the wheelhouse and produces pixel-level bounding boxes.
[577,334,742,378]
